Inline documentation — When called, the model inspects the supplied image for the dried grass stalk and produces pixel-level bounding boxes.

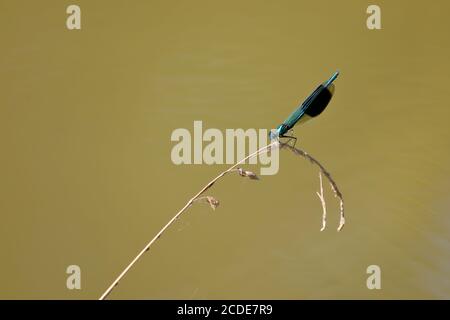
[99,142,277,300]
[99,139,345,299]
[316,172,327,231]
[280,142,345,232]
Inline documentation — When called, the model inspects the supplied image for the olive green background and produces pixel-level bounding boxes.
[1,1,449,299]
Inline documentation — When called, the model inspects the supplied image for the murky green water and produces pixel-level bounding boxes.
[1,1,449,299]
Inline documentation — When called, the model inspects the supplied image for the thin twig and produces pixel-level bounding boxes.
[280,142,345,231]
[316,172,327,231]
[99,141,277,300]
[99,139,345,299]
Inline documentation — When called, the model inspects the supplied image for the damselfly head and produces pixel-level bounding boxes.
[269,126,282,141]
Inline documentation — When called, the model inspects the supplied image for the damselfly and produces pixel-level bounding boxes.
[270,71,339,146]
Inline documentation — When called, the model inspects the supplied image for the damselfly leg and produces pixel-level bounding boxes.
[281,129,298,148]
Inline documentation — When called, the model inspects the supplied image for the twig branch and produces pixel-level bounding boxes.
[316,172,327,232]
[280,142,345,232]
[99,142,277,300]
[99,139,345,299]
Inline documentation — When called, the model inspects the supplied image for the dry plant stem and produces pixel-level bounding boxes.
[280,142,345,231]
[99,142,277,300]
[316,172,327,232]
